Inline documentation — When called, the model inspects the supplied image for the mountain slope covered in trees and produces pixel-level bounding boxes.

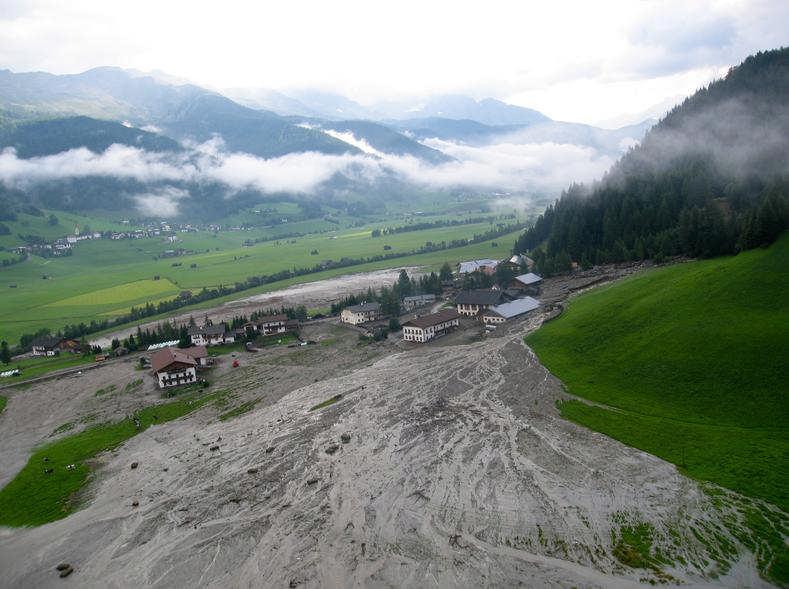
[513,48,789,274]
[0,116,182,157]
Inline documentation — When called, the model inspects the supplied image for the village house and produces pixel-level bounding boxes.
[188,323,235,346]
[341,302,382,325]
[481,296,540,325]
[402,309,461,343]
[455,289,503,316]
[31,335,61,356]
[254,314,290,335]
[509,272,543,295]
[458,259,499,275]
[151,346,208,389]
[498,254,535,273]
[57,338,82,354]
[402,293,436,311]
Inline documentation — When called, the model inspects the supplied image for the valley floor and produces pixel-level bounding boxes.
[0,267,779,588]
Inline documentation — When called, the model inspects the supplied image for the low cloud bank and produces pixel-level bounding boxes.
[0,133,620,216]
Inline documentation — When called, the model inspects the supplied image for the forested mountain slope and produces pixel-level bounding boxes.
[513,48,789,274]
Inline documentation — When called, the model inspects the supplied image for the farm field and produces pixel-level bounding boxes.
[0,218,521,344]
[527,235,789,514]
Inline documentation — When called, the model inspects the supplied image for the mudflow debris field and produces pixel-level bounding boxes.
[0,290,780,588]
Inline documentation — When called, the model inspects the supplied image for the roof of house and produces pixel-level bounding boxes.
[257,314,288,324]
[151,345,207,372]
[513,272,542,286]
[188,323,228,336]
[203,324,228,336]
[182,345,207,359]
[484,296,540,319]
[151,348,197,372]
[31,335,61,348]
[403,294,436,302]
[458,259,500,274]
[345,302,381,313]
[403,309,460,329]
[455,289,502,306]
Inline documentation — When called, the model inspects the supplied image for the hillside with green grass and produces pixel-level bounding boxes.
[527,234,789,513]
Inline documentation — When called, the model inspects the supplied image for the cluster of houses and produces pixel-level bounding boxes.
[339,257,543,344]
[187,314,298,347]
[30,335,83,356]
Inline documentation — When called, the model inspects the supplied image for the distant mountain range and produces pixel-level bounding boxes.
[0,65,657,219]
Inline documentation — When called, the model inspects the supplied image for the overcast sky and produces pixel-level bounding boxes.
[0,0,786,125]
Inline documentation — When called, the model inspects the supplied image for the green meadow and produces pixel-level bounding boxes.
[0,218,521,343]
[527,235,789,511]
[0,389,227,527]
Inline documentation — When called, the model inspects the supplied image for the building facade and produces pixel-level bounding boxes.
[341,302,382,325]
[454,289,502,316]
[402,309,461,343]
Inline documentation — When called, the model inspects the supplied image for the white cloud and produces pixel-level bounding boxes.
[0,131,621,202]
[134,186,189,217]
[321,130,385,157]
[0,1,785,124]
[0,145,191,186]
[203,151,371,194]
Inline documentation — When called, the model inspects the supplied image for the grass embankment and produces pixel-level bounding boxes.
[1,353,95,384]
[0,390,226,527]
[527,235,789,581]
[0,395,6,413]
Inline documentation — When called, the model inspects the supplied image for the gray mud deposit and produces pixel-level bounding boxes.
[0,290,775,588]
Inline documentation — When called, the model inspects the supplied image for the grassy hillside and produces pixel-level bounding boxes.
[527,234,788,512]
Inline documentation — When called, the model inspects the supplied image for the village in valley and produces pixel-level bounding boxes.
[3,254,547,391]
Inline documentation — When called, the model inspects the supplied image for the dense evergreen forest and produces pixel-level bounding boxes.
[514,48,789,275]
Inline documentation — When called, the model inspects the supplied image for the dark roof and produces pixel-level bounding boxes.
[31,335,60,348]
[203,324,228,336]
[189,323,228,336]
[257,314,288,324]
[455,289,502,306]
[403,294,436,302]
[345,302,381,313]
[403,309,460,329]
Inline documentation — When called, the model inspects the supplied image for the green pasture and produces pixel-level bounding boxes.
[527,235,789,511]
[0,219,521,343]
[0,389,226,527]
[526,236,789,583]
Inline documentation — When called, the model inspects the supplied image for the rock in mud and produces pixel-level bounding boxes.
[325,444,340,455]
[58,565,73,578]
[209,446,219,452]
[265,446,275,454]
[55,563,70,571]
[340,433,351,443]
[247,468,259,474]
[130,462,138,470]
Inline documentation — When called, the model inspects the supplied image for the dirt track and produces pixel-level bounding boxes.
[0,265,776,588]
